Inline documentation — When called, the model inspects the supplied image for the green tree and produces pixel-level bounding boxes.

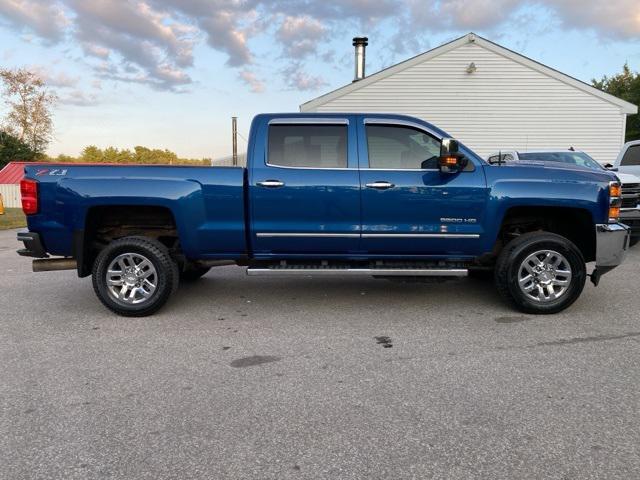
[593,63,640,141]
[80,145,103,163]
[49,144,211,166]
[0,130,38,168]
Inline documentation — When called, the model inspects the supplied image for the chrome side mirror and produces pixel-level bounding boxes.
[439,138,467,173]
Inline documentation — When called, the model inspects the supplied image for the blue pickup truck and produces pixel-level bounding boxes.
[17,113,629,316]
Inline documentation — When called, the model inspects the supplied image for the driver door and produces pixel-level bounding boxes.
[357,118,486,256]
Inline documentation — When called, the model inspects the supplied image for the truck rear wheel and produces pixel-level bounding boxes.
[494,231,586,314]
[92,236,179,317]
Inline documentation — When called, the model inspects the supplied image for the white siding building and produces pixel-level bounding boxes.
[301,33,637,165]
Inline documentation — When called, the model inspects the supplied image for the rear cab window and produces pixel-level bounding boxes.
[267,124,348,168]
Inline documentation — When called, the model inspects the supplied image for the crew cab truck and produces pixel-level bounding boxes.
[17,113,630,316]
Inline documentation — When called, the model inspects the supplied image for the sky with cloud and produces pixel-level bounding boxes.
[0,0,639,158]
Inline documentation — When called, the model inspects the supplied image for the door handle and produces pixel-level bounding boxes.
[365,181,395,190]
[256,180,285,188]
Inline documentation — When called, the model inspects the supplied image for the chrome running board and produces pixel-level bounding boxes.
[246,267,468,277]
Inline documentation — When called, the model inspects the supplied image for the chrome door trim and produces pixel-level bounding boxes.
[256,232,360,238]
[256,232,479,239]
[269,118,349,125]
[365,168,439,172]
[264,163,355,171]
[361,233,480,239]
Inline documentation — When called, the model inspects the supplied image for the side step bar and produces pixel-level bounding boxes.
[247,267,468,277]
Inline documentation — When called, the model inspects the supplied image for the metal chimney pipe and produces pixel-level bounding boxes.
[352,37,368,82]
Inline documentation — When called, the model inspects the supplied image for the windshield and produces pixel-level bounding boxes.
[518,151,603,171]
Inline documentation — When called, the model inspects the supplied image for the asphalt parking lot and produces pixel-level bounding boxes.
[1,228,639,479]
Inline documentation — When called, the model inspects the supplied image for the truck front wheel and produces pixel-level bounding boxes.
[92,236,179,317]
[494,231,586,314]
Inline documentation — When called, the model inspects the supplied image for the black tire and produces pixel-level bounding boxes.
[494,231,586,314]
[92,236,179,317]
[180,263,211,281]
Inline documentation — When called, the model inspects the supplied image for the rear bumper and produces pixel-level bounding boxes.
[16,231,48,258]
[591,223,630,286]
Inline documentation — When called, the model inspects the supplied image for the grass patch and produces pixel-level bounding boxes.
[0,208,26,230]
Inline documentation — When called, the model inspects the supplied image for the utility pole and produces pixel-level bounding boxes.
[232,116,238,166]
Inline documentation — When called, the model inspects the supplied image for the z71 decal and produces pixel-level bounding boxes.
[36,168,68,176]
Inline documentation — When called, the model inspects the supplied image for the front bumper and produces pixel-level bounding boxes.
[16,231,48,258]
[591,223,630,286]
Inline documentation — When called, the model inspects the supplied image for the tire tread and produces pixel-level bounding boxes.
[92,236,178,317]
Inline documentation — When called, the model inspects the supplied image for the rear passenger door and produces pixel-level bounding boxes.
[249,117,361,256]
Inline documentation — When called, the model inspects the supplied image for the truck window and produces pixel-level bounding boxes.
[621,145,640,166]
[488,153,514,162]
[268,124,347,168]
[366,125,441,169]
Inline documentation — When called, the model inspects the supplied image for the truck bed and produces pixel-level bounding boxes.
[23,164,247,259]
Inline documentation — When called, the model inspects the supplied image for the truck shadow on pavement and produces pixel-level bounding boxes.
[171,271,507,320]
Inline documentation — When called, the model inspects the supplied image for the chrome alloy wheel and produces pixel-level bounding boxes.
[106,253,157,304]
[517,249,572,303]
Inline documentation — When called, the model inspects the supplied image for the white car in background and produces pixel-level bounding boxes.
[611,140,640,176]
[609,141,640,245]
[486,149,640,246]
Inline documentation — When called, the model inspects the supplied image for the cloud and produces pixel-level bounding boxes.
[151,0,258,67]
[276,15,326,59]
[82,42,110,59]
[0,0,68,42]
[238,69,265,93]
[266,0,399,24]
[58,89,99,106]
[403,0,640,39]
[1,0,639,95]
[282,63,327,91]
[549,0,640,40]
[31,66,79,88]
[65,0,196,89]
[198,10,253,67]
[409,0,521,31]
